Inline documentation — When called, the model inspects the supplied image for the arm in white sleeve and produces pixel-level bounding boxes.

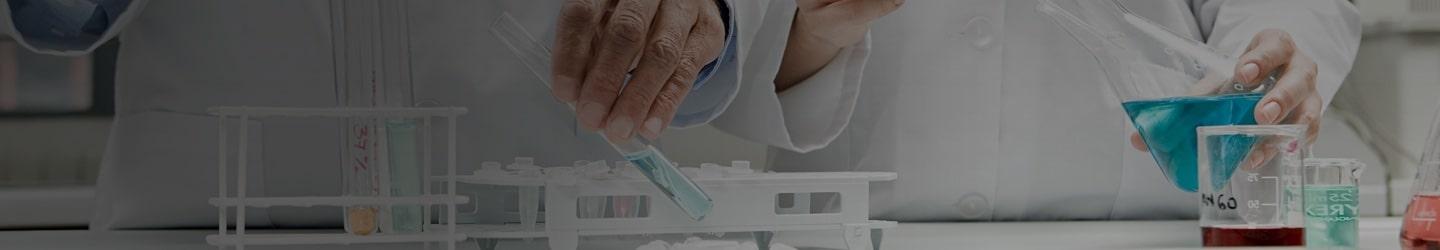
[1191,0,1361,105]
[1,0,147,56]
[707,0,869,153]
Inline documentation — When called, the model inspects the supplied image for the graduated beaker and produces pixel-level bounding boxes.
[1197,125,1305,247]
[1038,0,1275,192]
[1303,158,1364,249]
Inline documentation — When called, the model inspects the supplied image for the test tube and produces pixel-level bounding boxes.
[575,160,606,218]
[491,13,712,220]
[384,119,423,233]
[511,157,541,231]
[1303,158,1364,249]
[343,117,380,236]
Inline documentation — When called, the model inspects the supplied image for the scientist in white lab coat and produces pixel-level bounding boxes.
[714,0,1362,221]
[0,0,898,229]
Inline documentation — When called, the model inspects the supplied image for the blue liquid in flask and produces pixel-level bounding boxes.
[1122,93,1263,192]
[624,146,713,221]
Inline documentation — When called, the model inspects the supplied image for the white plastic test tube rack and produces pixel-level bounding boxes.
[445,160,898,250]
[206,106,469,250]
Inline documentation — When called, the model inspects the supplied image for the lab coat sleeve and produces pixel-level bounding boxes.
[707,0,870,153]
[0,0,147,56]
[670,0,740,128]
[1191,0,1361,105]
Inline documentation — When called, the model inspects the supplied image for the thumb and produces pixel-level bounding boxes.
[1130,132,1150,152]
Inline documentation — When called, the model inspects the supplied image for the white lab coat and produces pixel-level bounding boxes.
[714,0,1361,221]
[0,0,852,229]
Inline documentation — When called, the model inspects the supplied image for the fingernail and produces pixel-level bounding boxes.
[578,102,608,131]
[606,118,634,140]
[641,118,664,140]
[1239,63,1259,83]
[1260,101,1281,124]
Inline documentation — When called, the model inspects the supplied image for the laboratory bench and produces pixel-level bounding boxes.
[0,217,1404,249]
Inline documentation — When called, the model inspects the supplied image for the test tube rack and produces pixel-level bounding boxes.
[447,161,898,250]
[206,106,469,250]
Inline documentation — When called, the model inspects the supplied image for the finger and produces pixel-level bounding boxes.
[1241,137,1281,171]
[553,0,614,104]
[638,3,725,140]
[1255,53,1317,125]
[603,0,699,140]
[576,0,662,131]
[1234,29,1295,86]
[832,0,905,22]
[1282,93,1323,145]
[1130,132,1149,152]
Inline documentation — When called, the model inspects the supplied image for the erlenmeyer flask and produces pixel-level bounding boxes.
[1401,103,1440,249]
[1038,0,1275,192]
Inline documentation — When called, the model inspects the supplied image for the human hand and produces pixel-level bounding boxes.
[1129,29,1322,159]
[552,0,726,141]
[793,0,903,49]
[775,0,902,90]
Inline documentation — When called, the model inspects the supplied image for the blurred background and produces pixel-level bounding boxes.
[0,0,1435,228]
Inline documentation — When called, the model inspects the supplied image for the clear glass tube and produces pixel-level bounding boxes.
[490,12,713,220]
[386,119,422,233]
[342,117,379,236]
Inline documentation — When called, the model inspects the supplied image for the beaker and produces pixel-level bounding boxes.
[1197,125,1305,247]
[1303,158,1364,249]
[1402,103,1440,250]
[1038,0,1275,192]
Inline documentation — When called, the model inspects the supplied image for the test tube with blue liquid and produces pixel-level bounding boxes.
[489,13,714,221]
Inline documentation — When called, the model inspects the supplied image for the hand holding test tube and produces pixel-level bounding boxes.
[491,13,714,221]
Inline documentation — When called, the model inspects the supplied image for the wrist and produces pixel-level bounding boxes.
[792,11,866,51]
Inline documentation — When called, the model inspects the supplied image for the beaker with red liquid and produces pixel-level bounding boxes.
[1401,103,1440,249]
[1197,125,1306,247]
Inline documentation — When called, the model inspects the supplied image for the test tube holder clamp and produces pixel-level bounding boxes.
[205,106,469,250]
[447,171,899,250]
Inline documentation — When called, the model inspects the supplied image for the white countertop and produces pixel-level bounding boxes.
[0,217,1404,250]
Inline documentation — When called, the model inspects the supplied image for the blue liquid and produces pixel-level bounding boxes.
[1122,93,1263,192]
[625,147,713,221]
[1203,133,1258,191]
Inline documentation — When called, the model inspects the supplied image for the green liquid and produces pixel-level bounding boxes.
[387,120,422,233]
[1304,185,1359,248]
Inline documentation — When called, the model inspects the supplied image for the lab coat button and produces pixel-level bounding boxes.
[955,192,989,219]
[961,17,995,51]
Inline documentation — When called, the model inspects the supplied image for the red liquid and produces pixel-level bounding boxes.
[1402,194,1440,250]
[1201,225,1303,246]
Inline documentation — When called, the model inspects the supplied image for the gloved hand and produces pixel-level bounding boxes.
[1130,29,1322,170]
[551,0,727,141]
